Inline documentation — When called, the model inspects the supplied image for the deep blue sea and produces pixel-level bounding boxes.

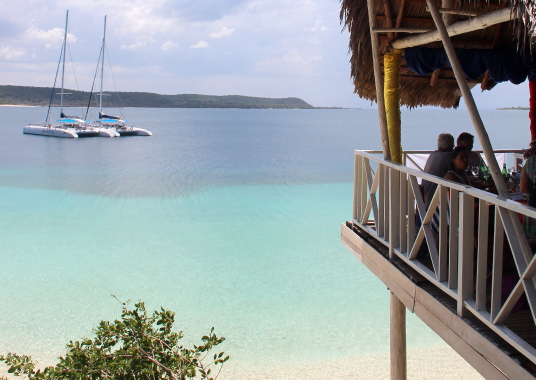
[0,106,530,371]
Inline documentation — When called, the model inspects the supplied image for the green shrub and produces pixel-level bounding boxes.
[1,300,228,379]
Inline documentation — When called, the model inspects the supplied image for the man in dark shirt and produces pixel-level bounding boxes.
[422,133,454,208]
[457,132,484,168]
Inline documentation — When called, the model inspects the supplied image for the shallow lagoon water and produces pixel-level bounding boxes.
[0,107,529,370]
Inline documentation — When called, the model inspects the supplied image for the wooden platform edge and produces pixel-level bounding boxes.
[341,223,534,380]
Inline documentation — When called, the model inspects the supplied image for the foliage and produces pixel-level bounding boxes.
[0,85,315,109]
[0,301,229,380]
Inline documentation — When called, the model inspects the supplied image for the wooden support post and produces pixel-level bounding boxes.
[426,0,510,198]
[390,292,407,380]
[381,0,395,41]
[441,0,455,26]
[367,0,391,161]
[384,49,403,164]
[394,0,406,39]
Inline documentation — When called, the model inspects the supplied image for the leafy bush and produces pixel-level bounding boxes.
[1,301,228,379]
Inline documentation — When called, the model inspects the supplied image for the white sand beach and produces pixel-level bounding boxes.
[219,345,483,380]
[0,345,484,379]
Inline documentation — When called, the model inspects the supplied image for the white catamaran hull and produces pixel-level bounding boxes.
[116,127,152,136]
[23,125,78,138]
[65,127,118,137]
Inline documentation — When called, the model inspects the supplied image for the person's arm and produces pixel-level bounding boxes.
[521,164,531,194]
[444,172,461,184]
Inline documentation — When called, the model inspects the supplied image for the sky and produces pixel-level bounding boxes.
[0,0,530,108]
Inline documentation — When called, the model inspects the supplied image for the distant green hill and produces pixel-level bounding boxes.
[0,85,315,109]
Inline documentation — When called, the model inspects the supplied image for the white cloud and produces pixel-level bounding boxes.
[209,27,236,38]
[189,41,209,49]
[311,20,327,32]
[256,51,322,75]
[0,46,24,61]
[121,40,148,50]
[161,41,178,51]
[23,26,76,49]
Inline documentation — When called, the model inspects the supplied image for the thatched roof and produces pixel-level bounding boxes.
[340,0,536,108]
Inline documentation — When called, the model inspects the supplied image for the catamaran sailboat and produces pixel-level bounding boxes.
[90,16,152,137]
[23,11,115,138]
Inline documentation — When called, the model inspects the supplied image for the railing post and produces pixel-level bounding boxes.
[438,185,448,282]
[448,189,459,289]
[476,201,489,310]
[399,173,408,253]
[458,192,475,317]
[407,177,415,253]
[353,153,360,222]
[378,164,385,238]
[389,168,400,258]
[491,207,504,320]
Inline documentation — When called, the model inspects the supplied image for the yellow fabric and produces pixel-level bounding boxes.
[384,49,403,164]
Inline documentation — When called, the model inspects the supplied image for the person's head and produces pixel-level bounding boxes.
[437,133,454,152]
[449,146,469,172]
[457,132,475,151]
[530,140,536,153]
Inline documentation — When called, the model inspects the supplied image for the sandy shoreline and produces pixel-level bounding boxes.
[219,345,483,379]
[1,345,482,379]
[218,345,483,380]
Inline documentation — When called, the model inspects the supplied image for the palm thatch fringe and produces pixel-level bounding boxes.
[340,0,536,108]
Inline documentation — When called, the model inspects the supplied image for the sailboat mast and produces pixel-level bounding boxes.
[60,10,69,114]
[99,15,107,114]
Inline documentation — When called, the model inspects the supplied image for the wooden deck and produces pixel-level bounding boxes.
[342,221,536,379]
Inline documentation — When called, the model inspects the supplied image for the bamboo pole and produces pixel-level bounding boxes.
[390,292,407,380]
[367,0,391,161]
[425,0,509,199]
[391,7,512,49]
[384,49,403,164]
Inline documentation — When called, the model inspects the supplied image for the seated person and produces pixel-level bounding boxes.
[523,140,536,160]
[444,146,471,185]
[422,133,454,208]
[457,132,484,169]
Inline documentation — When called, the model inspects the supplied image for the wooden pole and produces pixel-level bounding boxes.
[441,0,455,26]
[367,0,391,161]
[390,292,407,380]
[391,7,512,49]
[425,0,509,199]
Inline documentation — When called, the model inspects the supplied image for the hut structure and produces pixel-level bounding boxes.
[340,0,536,378]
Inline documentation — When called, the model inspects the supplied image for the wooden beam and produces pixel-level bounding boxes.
[373,27,432,33]
[400,75,480,84]
[380,35,494,46]
[367,0,391,160]
[394,0,407,39]
[377,15,434,24]
[393,0,502,4]
[391,7,513,49]
[428,7,482,17]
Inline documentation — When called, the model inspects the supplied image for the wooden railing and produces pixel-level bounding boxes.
[352,150,536,364]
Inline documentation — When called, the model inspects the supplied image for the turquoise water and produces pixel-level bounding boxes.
[0,107,530,368]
